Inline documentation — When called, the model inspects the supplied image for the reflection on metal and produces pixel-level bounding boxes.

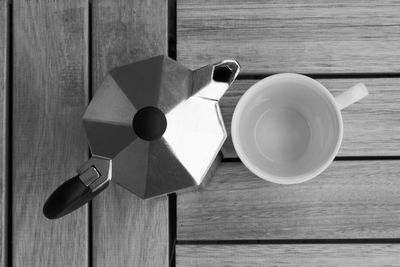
[79,55,240,199]
[163,97,226,185]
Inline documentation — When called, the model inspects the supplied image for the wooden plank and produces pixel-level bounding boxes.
[13,1,89,266]
[92,0,169,266]
[221,78,400,158]
[177,161,400,240]
[0,1,8,266]
[177,0,400,74]
[177,244,400,266]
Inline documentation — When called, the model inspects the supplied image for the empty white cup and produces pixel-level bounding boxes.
[231,73,368,184]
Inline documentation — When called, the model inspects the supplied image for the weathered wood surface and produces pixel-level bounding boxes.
[177,244,400,266]
[13,0,89,266]
[177,161,400,240]
[0,1,8,266]
[92,0,169,266]
[177,0,400,74]
[4,0,400,265]
[221,78,400,158]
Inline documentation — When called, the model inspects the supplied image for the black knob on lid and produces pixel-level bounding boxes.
[132,106,167,141]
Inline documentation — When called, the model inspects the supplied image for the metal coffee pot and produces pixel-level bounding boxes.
[43,55,240,219]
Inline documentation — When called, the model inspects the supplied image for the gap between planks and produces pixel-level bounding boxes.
[87,1,93,267]
[237,73,400,80]
[177,239,400,245]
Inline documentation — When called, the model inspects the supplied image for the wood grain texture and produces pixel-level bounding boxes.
[92,0,169,266]
[177,0,400,74]
[221,78,400,158]
[13,0,89,266]
[177,244,400,266]
[177,161,400,240]
[0,1,8,266]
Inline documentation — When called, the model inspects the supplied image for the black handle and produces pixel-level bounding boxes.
[43,175,109,219]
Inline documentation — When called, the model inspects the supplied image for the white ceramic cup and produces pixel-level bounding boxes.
[231,73,368,184]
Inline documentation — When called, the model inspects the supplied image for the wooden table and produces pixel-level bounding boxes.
[1,0,400,266]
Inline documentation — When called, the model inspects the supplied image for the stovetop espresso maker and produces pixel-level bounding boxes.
[43,55,240,219]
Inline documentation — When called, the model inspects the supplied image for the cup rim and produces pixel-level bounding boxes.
[231,73,343,184]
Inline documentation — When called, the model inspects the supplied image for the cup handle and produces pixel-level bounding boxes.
[334,83,369,110]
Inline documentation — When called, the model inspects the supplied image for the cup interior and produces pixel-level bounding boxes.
[232,74,342,184]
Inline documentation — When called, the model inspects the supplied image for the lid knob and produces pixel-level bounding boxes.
[132,106,167,141]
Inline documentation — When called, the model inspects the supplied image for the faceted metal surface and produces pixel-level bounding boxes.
[83,75,137,158]
[163,97,226,185]
[81,55,240,199]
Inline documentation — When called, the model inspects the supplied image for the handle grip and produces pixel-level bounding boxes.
[335,83,369,110]
[43,175,108,219]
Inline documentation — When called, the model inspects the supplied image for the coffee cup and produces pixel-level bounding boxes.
[231,73,368,184]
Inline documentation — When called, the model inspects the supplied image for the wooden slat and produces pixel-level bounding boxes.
[177,161,400,240]
[177,244,400,266]
[13,1,88,266]
[92,0,169,266]
[177,0,400,74]
[221,78,400,158]
[0,1,8,266]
